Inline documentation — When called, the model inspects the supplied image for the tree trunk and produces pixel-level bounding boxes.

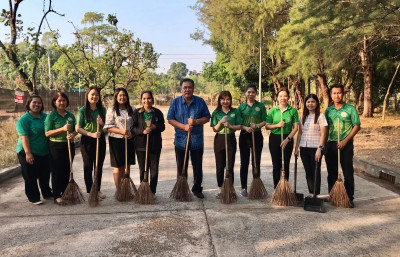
[359,35,373,117]
[382,63,400,120]
[316,74,330,110]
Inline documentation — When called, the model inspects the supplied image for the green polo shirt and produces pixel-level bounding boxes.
[210,108,241,134]
[76,106,106,133]
[16,112,49,156]
[325,102,361,141]
[236,101,267,132]
[266,105,299,135]
[44,110,76,142]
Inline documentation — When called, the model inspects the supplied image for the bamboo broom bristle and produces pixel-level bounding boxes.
[248,177,268,200]
[88,183,99,207]
[170,176,192,202]
[220,177,237,204]
[137,181,155,204]
[270,173,297,206]
[62,178,85,204]
[115,173,136,201]
[329,178,351,208]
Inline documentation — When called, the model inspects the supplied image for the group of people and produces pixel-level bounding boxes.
[16,78,360,208]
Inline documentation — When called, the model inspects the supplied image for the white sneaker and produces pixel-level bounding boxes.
[31,200,43,205]
[241,188,248,197]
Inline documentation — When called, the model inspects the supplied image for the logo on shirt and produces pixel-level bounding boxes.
[286,117,292,123]
[341,112,347,117]
[230,113,235,118]
[255,107,260,112]
[68,117,73,122]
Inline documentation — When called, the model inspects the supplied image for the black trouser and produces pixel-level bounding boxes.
[80,135,106,193]
[17,151,52,202]
[214,133,236,187]
[269,133,293,188]
[49,141,75,199]
[175,147,204,193]
[325,140,355,200]
[300,147,321,195]
[136,150,160,194]
[239,131,263,189]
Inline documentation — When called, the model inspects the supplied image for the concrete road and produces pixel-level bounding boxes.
[1,109,399,257]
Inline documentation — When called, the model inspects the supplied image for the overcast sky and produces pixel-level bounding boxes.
[0,0,216,73]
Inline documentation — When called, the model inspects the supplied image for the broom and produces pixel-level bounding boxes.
[270,116,296,206]
[328,118,351,208]
[248,118,268,200]
[116,116,137,201]
[88,119,100,207]
[220,122,237,204]
[170,118,192,202]
[137,128,155,204]
[61,121,85,204]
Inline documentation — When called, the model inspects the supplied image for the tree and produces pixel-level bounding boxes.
[167,62,188,97]
[0,0,63,94]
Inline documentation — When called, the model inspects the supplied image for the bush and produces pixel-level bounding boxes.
[0,117,19,168]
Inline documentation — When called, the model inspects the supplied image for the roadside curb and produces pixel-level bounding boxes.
[0,164,21,184]
[354,157,400,184]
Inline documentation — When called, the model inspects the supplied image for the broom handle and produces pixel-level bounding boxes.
[66,121,73,175]
[251,117,258,173]
[225,120,229,178]
[337,118,341,180]
[183,131,191,176]
[95,118,100,178]
[145,133,149,180]
[125,116,128,175]
[280,115,285,175]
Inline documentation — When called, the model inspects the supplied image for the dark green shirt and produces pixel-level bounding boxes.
[236,101,267,132]
[325,102,361,141]
[76,106,106,133]
[266,105,299,135]
[16,112,49,155]
[44,110,76,142]
[210,108,241,134]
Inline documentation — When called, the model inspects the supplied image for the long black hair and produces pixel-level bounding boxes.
[302,94,320,125]
[216,91,234,111]
[84,87,105,123]
[113,88,134,116]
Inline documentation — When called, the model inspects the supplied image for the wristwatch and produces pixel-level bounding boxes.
[287,136,292,142]
[318,145,324,150]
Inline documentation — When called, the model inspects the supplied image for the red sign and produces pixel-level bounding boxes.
[14,91,24,103]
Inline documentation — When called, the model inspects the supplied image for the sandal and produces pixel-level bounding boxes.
[98,191,106,200]
[54,198,66,206]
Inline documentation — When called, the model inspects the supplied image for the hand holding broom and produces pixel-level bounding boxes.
[270,115,296,206]
[88,118,101,207]
[137,120,155,204]
[62,121,85,204]
[328,118,350,208]
[116,116,137,201]
[248,117,268,200]
[220,121,237,204]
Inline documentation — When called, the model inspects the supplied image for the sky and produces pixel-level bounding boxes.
[0,0,216,74]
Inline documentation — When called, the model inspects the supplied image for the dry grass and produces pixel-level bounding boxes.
[0,118,19,168]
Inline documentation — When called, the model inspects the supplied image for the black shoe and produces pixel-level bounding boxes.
[349,200,354,208]
[193,191,204,199]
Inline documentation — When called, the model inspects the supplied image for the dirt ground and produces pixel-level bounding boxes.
[353,114,400,171]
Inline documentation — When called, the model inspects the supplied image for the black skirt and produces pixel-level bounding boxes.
[109,136,135,167]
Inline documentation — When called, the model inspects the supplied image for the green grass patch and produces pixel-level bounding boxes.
[0,118,19,168]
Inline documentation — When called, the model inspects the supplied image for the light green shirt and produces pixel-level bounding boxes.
[266,105,299,135]
[76,106,106,133]
[236,101,267,132]
[210,108,240,134]
[325,102,361,141]
[44,110,76,142]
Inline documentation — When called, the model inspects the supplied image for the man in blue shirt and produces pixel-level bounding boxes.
[167,78,211,198]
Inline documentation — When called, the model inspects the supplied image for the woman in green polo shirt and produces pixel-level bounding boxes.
[265,87,299,188]
[237,84,267,197]
[210,91,241,198]
[16,95,52,205]
[76,87,107,200]
[45,92,77,205]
